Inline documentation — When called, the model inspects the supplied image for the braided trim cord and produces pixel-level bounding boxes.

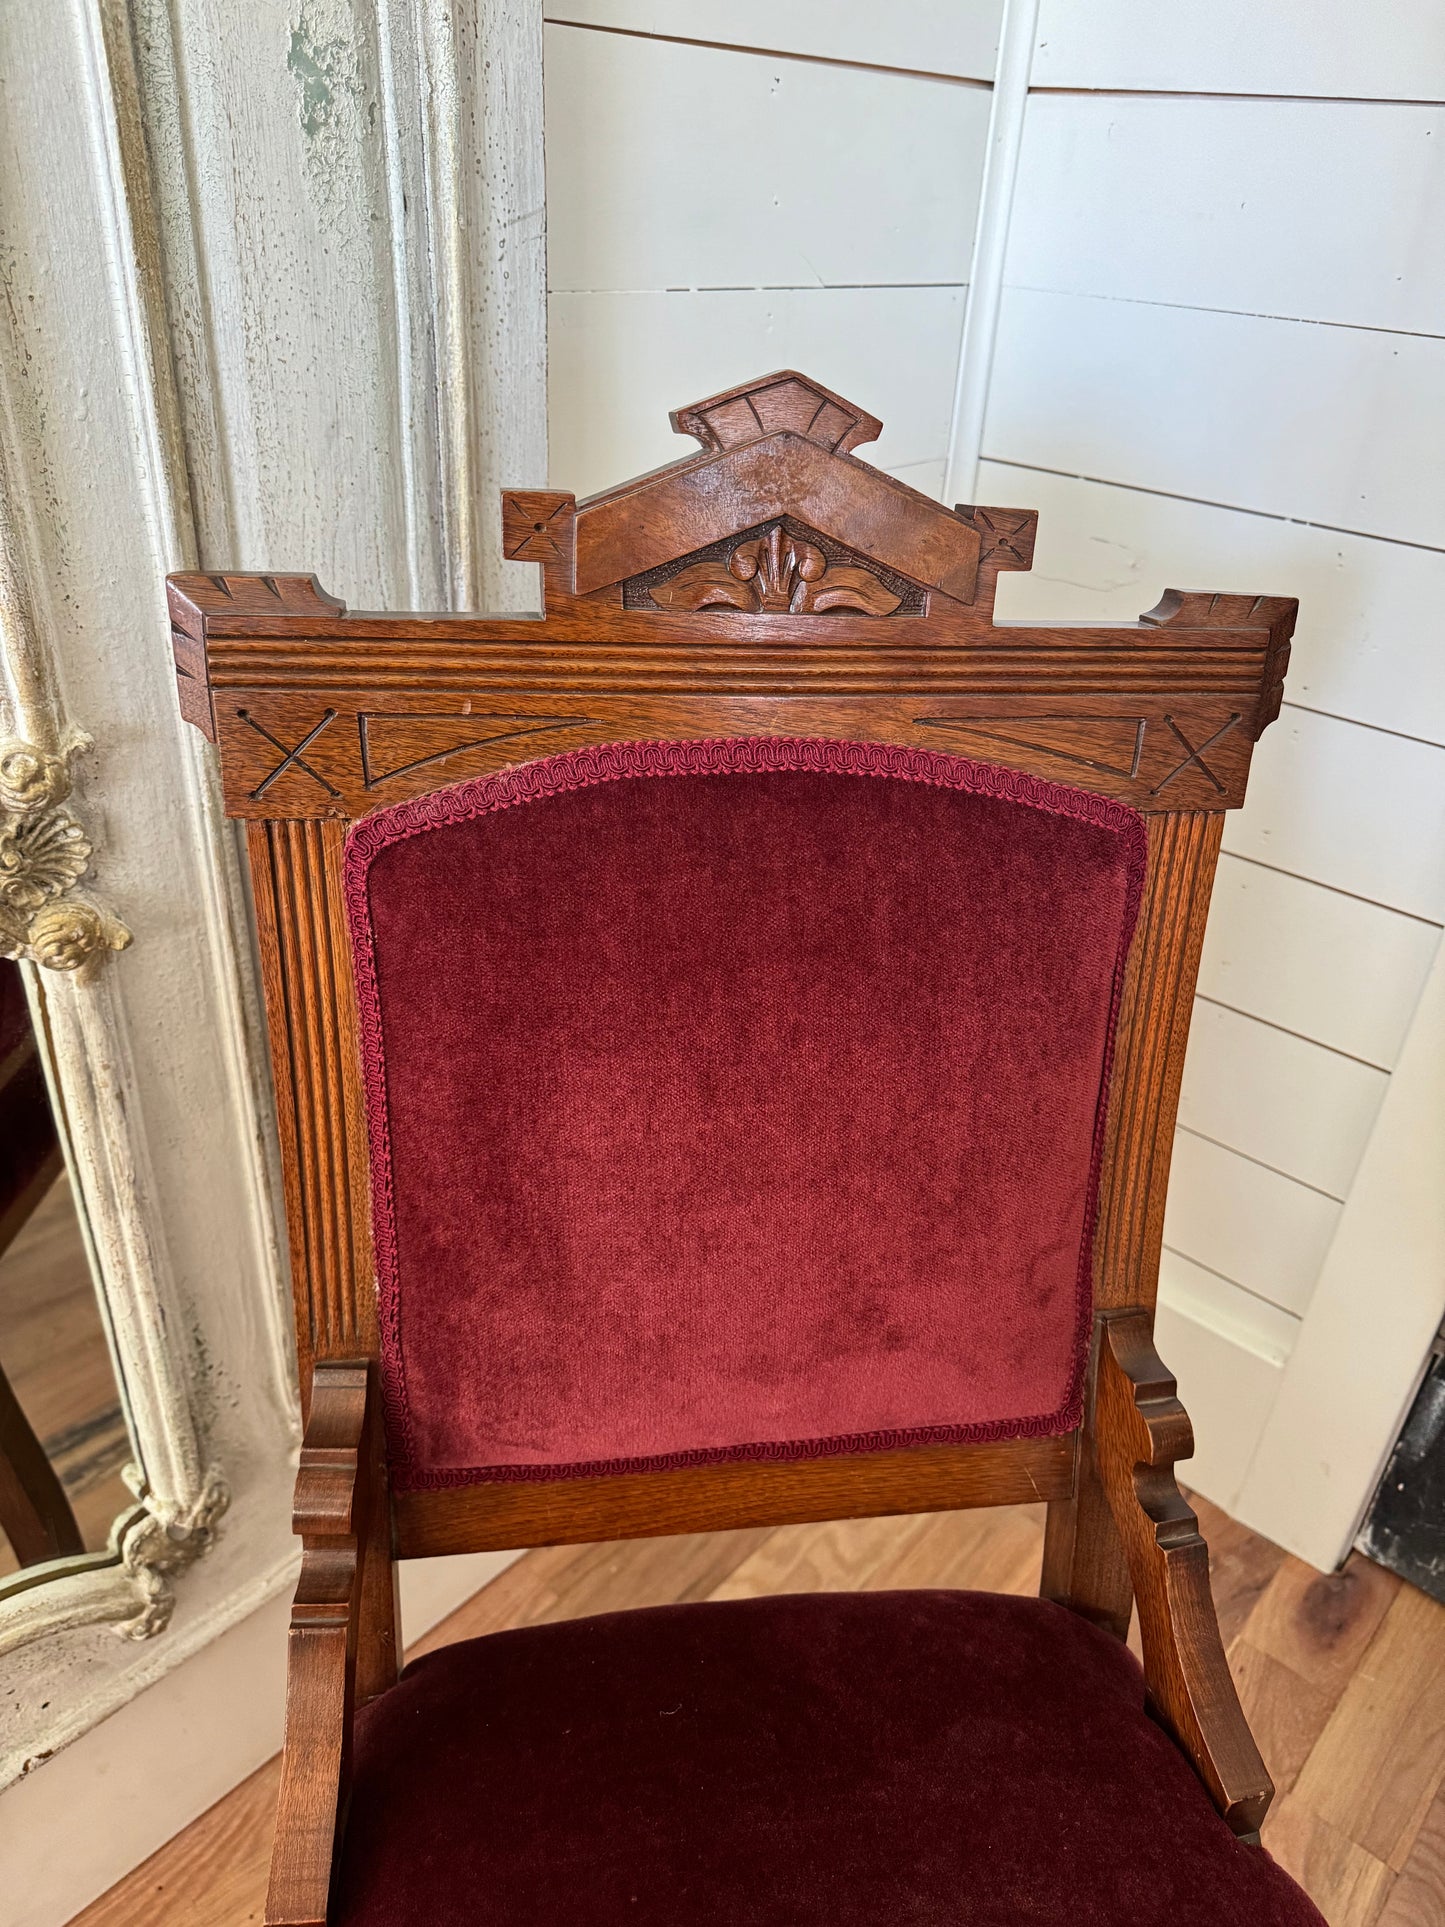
[342,737,1148,1489]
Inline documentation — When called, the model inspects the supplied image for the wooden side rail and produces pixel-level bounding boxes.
[1095,1311,1274,1837]
[266,1361,380,1927]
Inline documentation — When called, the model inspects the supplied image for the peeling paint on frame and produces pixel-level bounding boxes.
[285,5,381,215]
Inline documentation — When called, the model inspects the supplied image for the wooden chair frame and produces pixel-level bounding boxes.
[167,371,1297,1925]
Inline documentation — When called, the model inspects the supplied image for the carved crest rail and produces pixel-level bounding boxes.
[168,374,1292,824]
[169,372,1293,823]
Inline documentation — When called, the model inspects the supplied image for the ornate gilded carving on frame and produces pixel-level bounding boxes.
[0,737,131,974]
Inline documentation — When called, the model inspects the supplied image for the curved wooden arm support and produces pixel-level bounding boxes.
[266,1361,384,1927]
[1096,1312,1274,1838]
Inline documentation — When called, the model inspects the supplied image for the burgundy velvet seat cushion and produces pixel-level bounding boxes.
[334,1588,1322,1927]
[345,740,1146,1489]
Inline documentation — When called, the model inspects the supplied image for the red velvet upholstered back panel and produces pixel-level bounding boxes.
[344,739,1146,1490]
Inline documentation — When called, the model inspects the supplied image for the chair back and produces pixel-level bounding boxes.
[167,369,1295,1556]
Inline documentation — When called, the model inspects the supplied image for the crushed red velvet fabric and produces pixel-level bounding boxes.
[344,740,1146,1488]
[334,1589,1323,1927]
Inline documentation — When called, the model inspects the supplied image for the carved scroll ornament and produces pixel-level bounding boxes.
[649,525,904,617]
[114,1466,231,1640]
[0,737,130,974]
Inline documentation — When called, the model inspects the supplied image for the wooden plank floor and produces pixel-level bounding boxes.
[73,1498,1445,1927]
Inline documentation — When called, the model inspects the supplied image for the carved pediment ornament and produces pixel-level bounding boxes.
[572,372,981,602]
[0,735,131,973]
[646,525,907,617]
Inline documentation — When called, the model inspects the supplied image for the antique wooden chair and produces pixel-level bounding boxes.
[169,372,1321,1926]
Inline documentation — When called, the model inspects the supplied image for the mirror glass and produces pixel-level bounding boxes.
[0,959,132,1578]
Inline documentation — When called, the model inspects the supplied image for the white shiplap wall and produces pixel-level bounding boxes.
[544,3,1003,496]
[985,15,1445,1536]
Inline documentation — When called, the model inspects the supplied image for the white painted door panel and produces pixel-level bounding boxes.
[550,285,965,494]
[154,0,546,611]
[982,461,1445,748]
[985,287,1445,549]
[1030,0,1445,101]
[545,1,1004,79]
[545,24,991,291]
[1009,95,1445,336]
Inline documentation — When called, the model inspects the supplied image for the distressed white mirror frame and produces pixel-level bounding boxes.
[0,320,301,1790]
[0,0,544,1795]
[0,494,244,1657]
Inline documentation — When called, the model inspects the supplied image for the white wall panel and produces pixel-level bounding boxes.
[545,2,1003,80]
[1224,708,1445,924]
[1199,855,1440,1069]
[1165,1130,1340,1319]
[983,287,1445,549]
[545,25,990,291]
[550,286,964,495]
[1030,1,1445,102]
[980,461,1445,748]
[1177,1000,1387,1199]
[541,2,1445,1562]
[1008,95,1445,336]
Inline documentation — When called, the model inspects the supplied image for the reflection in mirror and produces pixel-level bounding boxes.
[0,959,131,1577]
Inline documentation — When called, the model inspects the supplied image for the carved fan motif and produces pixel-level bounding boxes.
[648,525,905,617]
[0,808,91,918]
